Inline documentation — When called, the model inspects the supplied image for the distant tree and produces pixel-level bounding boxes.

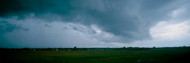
[153,46,156,48]
[73,46,77,51]
[183,46,186,47]
[74,46,77,49]
[123,46,126,48]
[128,47,133,48]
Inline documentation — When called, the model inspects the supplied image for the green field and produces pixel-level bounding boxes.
[1,47,190,63]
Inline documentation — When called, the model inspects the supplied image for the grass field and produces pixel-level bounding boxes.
[1,47,190,63]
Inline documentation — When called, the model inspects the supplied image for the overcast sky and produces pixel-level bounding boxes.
[0,0,190,48]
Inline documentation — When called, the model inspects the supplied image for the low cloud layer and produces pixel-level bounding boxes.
[0,0,190,48]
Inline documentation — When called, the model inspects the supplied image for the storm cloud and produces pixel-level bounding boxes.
[1,0,190,48]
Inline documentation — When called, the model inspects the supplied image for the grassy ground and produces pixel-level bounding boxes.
[1,48,190,63]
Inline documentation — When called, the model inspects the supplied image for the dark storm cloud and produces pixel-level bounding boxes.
[0,0,29,16]
[0,0,189,41]
[0,20,29,48]
[0,21,29,33]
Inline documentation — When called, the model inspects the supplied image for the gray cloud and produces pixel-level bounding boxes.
[0,21,29,33]
[1,0,190,48]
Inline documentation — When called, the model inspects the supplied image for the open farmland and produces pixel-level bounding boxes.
[0,47,190,63]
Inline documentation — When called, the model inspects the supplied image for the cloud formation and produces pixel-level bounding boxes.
[1,0,190,48]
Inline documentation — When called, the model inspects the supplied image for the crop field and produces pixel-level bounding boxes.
[0,47,190,63]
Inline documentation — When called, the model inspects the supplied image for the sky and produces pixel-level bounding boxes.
[0,0,190,48]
